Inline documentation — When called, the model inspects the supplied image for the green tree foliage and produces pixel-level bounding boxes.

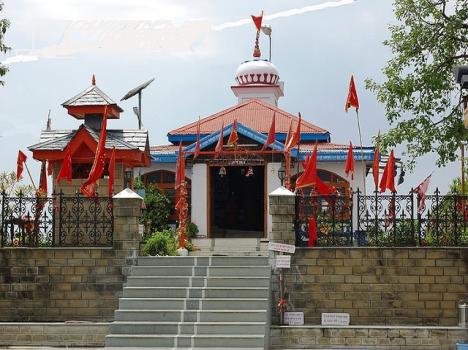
[0,171,34,196]
[0,2,10,85]
[137,182,171,235]
[366,0,468,168]
[142,229,177,256]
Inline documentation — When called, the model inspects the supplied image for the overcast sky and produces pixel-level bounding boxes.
[0,0,461,194]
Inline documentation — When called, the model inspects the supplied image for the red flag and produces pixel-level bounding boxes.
[345,141,354,180]
[175,142,185,189]
[345,75,359,112]
[315,177,334,196]
[379,150,396,193]
[194,117,201,159]
[108,147,116,197]
[308,217,317,247]
[214,121,224,159]
[81,106,108,197]
[284,119,293,149]
[56,146,72,184]
[296,144,317,189]
[16,151,27,181]
[38,161,47,195]
[286,113,301,150]
[372,147,380,190]
[47,161,53,176]
[251,12,263,31]
[227,119,239,146]
[415,174,432,214]
[262,113,276,151]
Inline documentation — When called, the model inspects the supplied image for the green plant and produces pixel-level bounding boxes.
[185,221,199,240]
[136,180,171,236]
[142,230,178,256]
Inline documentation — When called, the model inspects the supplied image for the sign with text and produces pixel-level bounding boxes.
[284,312,304,325]
[268,242,296,254]
[275,255,291,269]
[321,313,350,326]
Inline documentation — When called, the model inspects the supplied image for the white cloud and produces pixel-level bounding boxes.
[1,54,38,65]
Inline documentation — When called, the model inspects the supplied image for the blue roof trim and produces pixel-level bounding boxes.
[151,154,178,163]
[168,132,330,143]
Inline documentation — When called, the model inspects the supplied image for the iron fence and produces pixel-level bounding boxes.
[0,191,113,247]
[295,189,468,247]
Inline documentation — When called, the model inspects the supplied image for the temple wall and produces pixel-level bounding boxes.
[191,163,208,237]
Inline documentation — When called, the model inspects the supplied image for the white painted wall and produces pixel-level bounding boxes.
[191,163,208,237]
[266,163,282,238]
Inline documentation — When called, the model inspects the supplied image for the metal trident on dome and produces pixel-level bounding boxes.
[251,11,263,58]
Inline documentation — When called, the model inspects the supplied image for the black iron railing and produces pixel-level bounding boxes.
[0,191,113,247]
[295,189,468,247]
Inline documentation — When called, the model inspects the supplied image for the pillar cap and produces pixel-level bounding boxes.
[113,187,143,200]
[269,186,295,196]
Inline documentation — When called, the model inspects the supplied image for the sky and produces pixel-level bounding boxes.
[0,0,462,194]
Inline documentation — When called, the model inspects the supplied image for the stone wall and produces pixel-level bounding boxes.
[0,192,141,322]
[270,325,468,350]
[272,247,468,326]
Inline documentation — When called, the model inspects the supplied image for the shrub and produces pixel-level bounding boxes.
[185,221,199,240]
[142,230,178,256]
[135,180,171,236]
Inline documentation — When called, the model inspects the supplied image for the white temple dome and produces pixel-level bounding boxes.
[235,59,280,86]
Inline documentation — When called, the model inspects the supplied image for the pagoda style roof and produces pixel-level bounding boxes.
[167,99,330,143]
[62,84,122,109]
[29,125,148,152]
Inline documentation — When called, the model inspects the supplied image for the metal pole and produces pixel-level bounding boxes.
[138,91,142,130]
[355,110,367,197]
[269,35,272,62]
[23,161,37,192]
[461,97,466,197]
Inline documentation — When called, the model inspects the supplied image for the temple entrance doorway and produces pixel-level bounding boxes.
[209,165,264,238]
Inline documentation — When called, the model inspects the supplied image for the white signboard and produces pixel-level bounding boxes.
[321,313,350,326]
[268,242,296,254]
[138,224,144,236]
[275,255,291,269]
[284,312,304,326]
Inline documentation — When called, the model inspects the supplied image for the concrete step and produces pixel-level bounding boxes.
[118,298,269,310]
[110,321,266,335]
[130,265,271,277]
[125,276,270,288]
[137,256,269,266]
[105,334,265,348]
[123,286,269,299]
[114,309,267,322]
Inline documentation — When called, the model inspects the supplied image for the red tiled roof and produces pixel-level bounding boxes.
[150,144,179,154]
[168,99,328,135]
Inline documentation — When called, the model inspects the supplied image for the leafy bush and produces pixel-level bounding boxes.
[142,230,178,256]
[185,221,199,240]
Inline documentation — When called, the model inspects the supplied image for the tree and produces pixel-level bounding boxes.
[0,2,10,85]
[366,0,468,169]
[0,171,34,196]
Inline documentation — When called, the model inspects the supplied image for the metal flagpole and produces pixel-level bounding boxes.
[355,110,366,197]
[23,161,37,192]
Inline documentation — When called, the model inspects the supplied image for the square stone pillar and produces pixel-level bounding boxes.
[268,186,295,245]
[113,188,143,263]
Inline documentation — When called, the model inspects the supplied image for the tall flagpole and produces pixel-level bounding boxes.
[355,110,366,197]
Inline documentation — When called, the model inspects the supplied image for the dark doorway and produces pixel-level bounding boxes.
[210,165,264,238]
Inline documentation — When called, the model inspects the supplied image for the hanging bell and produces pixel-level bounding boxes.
[246,166,254,177]
[219,166,226,177]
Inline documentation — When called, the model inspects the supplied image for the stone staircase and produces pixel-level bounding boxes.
[190,238,269,257]
[105,256,271,349]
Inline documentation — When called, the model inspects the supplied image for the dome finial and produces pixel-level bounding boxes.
[251,11,263,58]
[92,74,96,86]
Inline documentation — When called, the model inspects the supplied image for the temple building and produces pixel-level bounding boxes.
[28,77,150,196]
[144,57,375,239]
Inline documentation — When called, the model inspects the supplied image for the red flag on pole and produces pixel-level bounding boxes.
[379,150,396,193]
[262,113,276,150]
[81,106,108,197]
[415,174,432,213]
[47,161,53,176]
[227,119,239,146]
[108,147,116,197]
[286,113,301,150]
[38,161,47,195]
[214,121,224,159]
[372,147,380,191]
[296,144,317,189]
[251,12,263,31]
[345,141,354,180]
[284,119,293,150]
[345,75,359,113]
[175,142,185,190]
[56,146,72,184]
[16,151,27,181]
[307,217,317,247]
[194,117,201,159]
